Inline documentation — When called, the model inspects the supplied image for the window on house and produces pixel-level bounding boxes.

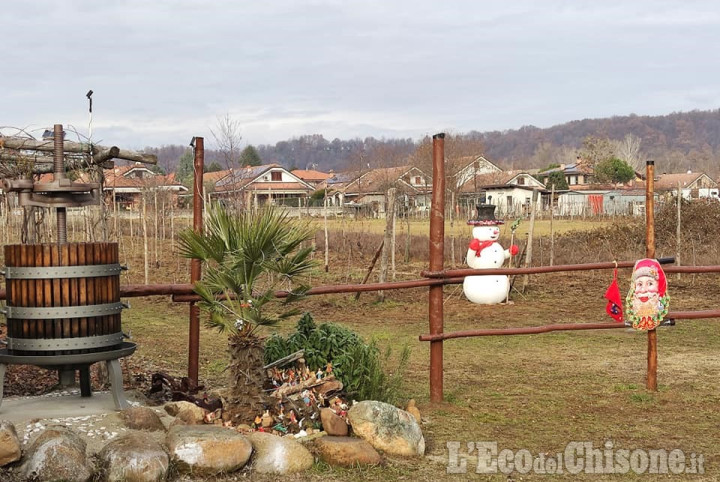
[507,195,513,207]
[271,171,282,181]
[517,177,525,185]
[571,176,577,185]
[415,176,422,185]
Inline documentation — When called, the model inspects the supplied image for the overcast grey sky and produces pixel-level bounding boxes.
[3,1,719,150]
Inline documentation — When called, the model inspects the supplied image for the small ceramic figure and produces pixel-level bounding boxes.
[316,368,323,380]
[301,389,314,406]
[261,410,273,428]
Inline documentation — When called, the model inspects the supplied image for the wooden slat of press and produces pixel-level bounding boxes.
[69,244,80,346]
[51,245,62,341]
[94,243,106,337]
[104,243,114,337]
[86,243,96,338]
[43,245,53,355]
[112,243,121,335]
[20,245,30,341]
[34,244,44,341]
[5,246,15,340]
[61,244,71,341]
[78,243,88,342]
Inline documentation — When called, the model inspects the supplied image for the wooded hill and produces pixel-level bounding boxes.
[143,109,720,179]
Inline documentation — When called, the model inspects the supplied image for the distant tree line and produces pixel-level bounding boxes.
[139,109,720,183]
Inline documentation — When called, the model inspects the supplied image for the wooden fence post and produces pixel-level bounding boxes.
[522,189,538,291]
[428,133,445,403]
[646,160,658,391]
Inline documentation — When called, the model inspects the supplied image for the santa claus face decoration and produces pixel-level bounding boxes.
[625,259,669,331]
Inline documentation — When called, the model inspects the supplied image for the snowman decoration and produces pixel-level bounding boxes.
[463,205,518,304]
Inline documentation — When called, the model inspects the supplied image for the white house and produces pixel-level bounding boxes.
[457,170,545,217]
[453,156,503,188]
[211,164,315,207]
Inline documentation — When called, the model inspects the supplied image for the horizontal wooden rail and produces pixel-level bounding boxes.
[422,257,683,278]
[418,309,720,341]
[122,284,194,297]
[171,278,467,302]
[3,262,720,302]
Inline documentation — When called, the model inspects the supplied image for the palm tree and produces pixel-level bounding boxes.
[179,205,315,422]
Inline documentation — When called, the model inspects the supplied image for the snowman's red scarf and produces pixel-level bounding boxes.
[468,239,495,257]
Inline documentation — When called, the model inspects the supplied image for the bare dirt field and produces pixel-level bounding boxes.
[2,215,719,481]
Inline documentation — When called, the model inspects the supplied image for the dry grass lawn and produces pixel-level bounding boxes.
[2,216,718,481]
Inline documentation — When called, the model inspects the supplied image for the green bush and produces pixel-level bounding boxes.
[264,313,410,404]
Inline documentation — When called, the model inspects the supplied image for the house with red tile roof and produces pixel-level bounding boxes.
[103,163,187,210]
[336,165,432,216]
[203,169,233,186]
[210,164,315,207]
[653,171,718,199]
[291,169,332,188]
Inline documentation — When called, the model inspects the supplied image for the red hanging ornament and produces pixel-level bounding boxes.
[604,268,623,323]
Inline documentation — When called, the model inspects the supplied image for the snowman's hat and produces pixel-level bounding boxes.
[468,204,504,226]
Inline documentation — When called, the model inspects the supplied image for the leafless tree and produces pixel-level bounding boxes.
[210,114,243,170]
[614,134,644,171]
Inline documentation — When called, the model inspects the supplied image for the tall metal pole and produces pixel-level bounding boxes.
[54,124,67,244]
[645,160,658,391]
[188,137,204,385]
[429,133,445,402]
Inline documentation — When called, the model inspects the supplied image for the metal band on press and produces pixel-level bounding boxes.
[2,264,122,280]
[6,333,124,351]
[1,302,124,320]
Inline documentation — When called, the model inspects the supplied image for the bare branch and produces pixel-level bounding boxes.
[0,136,157,164]
[210,114,242,169]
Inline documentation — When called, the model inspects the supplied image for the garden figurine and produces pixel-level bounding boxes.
[626,258,669,331]
[463,204,518,304]
[261,409,273,428]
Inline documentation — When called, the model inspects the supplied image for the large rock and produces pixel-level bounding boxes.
[320,408,348,436]
[314,436,382,467]
[348,401,425,456]
[20,425,92,481]
[164,401,206,425]
[247,432,314,474]
[166,425,252,475]
[0,420,21,466]
[99,432,169,482]
[120,406,166,432]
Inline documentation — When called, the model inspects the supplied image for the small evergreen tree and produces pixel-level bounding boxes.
[176,149,194,186]
[239,145,262,167]
[594,157,636,184]
[544,170,569,190]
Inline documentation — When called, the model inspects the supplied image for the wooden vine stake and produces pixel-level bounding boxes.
[645,160,658,391]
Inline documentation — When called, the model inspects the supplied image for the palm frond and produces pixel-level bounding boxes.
[184,205,315,337]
